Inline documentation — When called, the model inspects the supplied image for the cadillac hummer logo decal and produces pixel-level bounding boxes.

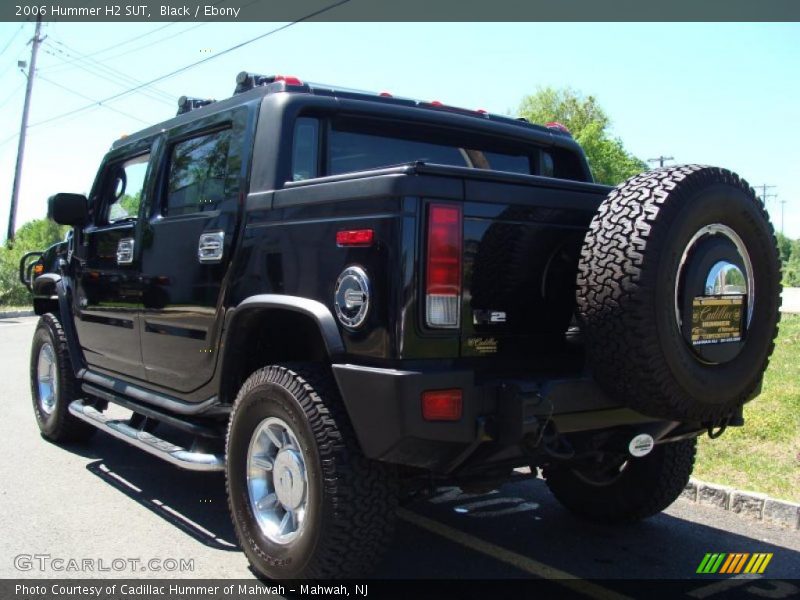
[691,295,745,345]
[334,266,370,329]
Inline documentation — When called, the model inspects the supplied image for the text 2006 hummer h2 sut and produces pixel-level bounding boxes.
[23,72,781,579]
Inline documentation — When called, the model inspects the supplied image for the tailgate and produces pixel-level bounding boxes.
[456,175,609,360]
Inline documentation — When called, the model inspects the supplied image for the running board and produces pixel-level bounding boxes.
[68,399,225,472]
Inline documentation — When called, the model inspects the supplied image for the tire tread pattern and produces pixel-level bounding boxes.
[577,165,781,421]
[226,363,397,579]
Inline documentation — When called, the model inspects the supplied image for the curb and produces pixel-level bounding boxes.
[0,310,34,319]
[681,478,800,530]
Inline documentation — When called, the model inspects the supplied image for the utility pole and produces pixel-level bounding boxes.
[779,198,787,235]
[754,184,776,206]
[6,16,43,244]
[648,155,674,168]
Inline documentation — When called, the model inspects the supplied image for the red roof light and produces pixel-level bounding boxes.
[274,74,303,86]
[545,121,571,134]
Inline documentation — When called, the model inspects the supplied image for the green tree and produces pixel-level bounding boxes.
[775,231,793,264]
[0,219,68,306]
[518,87,648,185]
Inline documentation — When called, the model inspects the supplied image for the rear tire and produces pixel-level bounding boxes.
[30,313,95,443]
[544,439,696,522]
[225,364,397,579]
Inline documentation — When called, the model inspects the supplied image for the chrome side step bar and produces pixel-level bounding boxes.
[68,399,225,472]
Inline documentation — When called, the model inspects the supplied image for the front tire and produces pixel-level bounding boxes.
[30,313,95,443]
[225,364,397,579]
[544,439,696,522]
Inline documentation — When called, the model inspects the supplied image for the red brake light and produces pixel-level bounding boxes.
[274,75,303,86]
[425,204,462,328]
[476,108,488,114]
[336,229,374,247]
[422,389,463,421]
[379,91,393,97]
[430,100,443,106]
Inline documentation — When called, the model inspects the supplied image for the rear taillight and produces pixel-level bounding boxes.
[425,204,462,328]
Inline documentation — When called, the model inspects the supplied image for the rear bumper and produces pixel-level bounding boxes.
[332,363,659,473]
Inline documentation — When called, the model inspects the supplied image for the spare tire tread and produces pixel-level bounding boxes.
[577,165,781,422]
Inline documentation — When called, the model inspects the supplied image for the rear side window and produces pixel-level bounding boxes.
[293,117,319,181]
[166,129,232,216]
[329,129,468,174]
[291,116,536,181]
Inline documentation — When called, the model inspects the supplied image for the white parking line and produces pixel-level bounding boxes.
[397,508,634,600]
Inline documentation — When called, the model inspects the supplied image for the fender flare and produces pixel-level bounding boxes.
[54,276,87,376]
[225,294,345,358]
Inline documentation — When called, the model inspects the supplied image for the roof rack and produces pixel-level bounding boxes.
[177,96,215,116]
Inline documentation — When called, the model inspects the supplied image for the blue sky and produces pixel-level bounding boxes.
[1,21,798,240]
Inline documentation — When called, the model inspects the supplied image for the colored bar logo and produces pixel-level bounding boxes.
[696,553,773,574]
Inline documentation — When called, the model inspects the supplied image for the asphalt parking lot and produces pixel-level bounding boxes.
[1,316,798,597]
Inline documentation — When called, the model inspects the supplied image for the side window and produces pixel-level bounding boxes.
[541,151,555,178]
[107,154,149,223]
[166,129,232,216]
[292,117,319,181]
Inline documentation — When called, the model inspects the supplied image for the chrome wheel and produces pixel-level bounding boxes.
[674,223,754,364]
[36,342,58,415]
[246,417,308,545]
[675,223,754,329]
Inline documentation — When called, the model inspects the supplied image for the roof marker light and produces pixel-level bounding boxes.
[379,91,393,97]
[274,75,304,86]
[430,100,443,106]
[545,121,571,135]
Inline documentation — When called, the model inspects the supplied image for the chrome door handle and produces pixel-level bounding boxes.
[198,231,224,264]
[116,238,134,265]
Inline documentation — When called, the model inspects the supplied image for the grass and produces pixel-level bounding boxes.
[694,313,800,502]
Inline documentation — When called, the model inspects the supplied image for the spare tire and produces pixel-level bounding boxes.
[577,165,781,423]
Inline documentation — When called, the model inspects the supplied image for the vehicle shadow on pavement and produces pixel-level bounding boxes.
[72,434,800,580]
[82,434,238,552]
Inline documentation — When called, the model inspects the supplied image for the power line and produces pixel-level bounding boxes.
[36,0,233,73]
[0,81,25,109]
[0,132,19,148]
[0,24,24,58]
[37,74,150,124]
[41,39,175,106]
[47,38,175,101]
[29,0,350,129]
[46,22,180,64]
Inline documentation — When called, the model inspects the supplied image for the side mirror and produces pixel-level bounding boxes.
[48,193,88,226]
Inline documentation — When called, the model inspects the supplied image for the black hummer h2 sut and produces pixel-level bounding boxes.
[24,72,781,579]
